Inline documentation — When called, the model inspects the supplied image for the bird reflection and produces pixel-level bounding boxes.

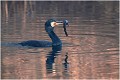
[46,45,69,74]
[63,52,69,72]
[46,45,62,73]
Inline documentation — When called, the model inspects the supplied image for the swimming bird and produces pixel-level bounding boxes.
[18,19,69,47]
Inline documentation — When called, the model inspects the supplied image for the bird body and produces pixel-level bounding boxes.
[18,19,68,47]
[18,40,52,47]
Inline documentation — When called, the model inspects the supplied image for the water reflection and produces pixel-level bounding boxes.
[46,45,62,73]
[46,45,69,77]
[63,52,69,73]
[1,1,119,79]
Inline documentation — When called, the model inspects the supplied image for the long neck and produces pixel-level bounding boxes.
[48,31,62,46]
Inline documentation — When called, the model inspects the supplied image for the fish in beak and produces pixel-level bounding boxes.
[51,20,69,36]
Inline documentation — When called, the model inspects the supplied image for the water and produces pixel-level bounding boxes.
[1,1,119,79]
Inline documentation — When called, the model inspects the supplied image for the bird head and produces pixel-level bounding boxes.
[45,19,55,33]
[45,19,69,36]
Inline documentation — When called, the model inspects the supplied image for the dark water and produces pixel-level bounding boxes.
[1,1,119,79]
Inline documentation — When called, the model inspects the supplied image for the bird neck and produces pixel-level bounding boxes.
[48,31,62,46]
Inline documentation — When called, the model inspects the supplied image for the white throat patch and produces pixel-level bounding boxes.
[51,22,56,27]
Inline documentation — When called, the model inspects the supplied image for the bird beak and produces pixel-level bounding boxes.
[51,22,63,27]
[55,22,63,26]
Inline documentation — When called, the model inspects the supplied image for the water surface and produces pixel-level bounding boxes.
[1,1,119,79]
